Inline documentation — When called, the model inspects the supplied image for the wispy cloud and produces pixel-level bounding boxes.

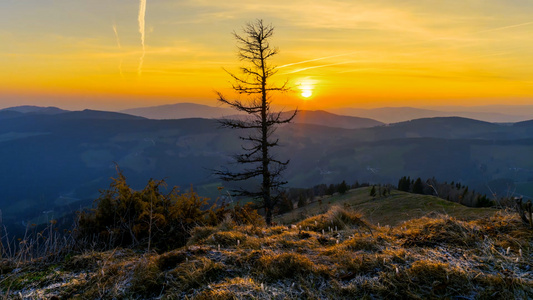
[180,0,435,37]
[112,23,124,78]
[112,23,122,49]
[278,52,357,69]
[283,61,358,74]
[476,21,533,34]
[138,0,147,76]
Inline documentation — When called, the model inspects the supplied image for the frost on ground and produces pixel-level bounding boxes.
[1,208,532,299]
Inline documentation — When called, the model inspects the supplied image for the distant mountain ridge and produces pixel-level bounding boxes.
[1,109,533,236]
[120,102,241,119]
[57,109,145,120]
[122,103,384,129]
[514,119,533,128]
[283,110,383,129]
[225,110,384,129]
[0,110,25,120]
[3,103,531,124]
[330,106,531,123]
[0,105,68,115]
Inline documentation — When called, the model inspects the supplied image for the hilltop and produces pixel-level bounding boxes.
[2,188,532,299]
[281,110,383,129]
[275,188,497,226]
[120,102,240,120]
[330,106,533,123]
[0,105,68,115]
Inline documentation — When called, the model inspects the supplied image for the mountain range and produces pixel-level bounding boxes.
[330,106,533,123]
[1,104,533,233]
[120,102,239,120]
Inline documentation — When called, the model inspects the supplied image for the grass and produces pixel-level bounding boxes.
[277,187,497,226]
[1,193,532,299]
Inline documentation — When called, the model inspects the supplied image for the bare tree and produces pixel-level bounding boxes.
[215,19,297,225]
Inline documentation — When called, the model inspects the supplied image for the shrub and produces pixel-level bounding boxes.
[76,169,214,251]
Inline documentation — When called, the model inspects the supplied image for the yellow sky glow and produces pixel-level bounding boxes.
[0,0,532,110]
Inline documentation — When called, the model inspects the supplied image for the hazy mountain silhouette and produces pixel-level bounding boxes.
[121,103,384,128]
[225,110,383,129]
[2,110,533,232]
[0,110,25,120]
[1,105,68,115]
[379,117,502,139]
[513,119,533,127]
[432,105,533,116]
[56,109,146,120]
[331,106,530,123]
[282,110,383,129]
[120,102,241,119]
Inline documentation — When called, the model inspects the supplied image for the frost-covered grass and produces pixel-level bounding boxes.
[1,206,532,299]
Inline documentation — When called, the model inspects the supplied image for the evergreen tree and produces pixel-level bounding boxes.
[338,180,349,194]
[352,180,360,189]
[398,176,411,192]
[370,185,376,198]
[277,193,294,214]
[326,184,336,196]
[297,194,307,208]
[413,177,424,194]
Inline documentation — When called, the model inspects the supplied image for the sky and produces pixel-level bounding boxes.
[1,0,533,111]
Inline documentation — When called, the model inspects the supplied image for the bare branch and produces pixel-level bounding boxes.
[214,19,297,226]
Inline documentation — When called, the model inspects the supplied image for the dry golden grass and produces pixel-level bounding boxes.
[297,205,372,233]
[257,251,323,280]
[397,214,480,247]
[2,206,532,299]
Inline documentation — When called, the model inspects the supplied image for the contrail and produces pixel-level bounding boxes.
[283,61,357,74]
[476,21,533,34]
[394,20,533,49]
[138,0,147,76]
[112,23,124,78]
[278,52,357,69]
[112,23,122,48]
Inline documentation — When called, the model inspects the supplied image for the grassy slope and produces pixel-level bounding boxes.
[277,187,497,226]
[2,192,532,299]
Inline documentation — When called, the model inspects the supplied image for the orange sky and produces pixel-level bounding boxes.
[1,0,532,111]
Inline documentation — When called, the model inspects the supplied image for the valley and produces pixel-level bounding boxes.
[0,105,532,233]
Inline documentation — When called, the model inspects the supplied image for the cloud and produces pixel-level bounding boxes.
[282,61,358,74]
[112,23,122,49]
[112,23,124,78]
[476,21,533,34]
[138,0,147,76]
[278,52,357,69]
[179,0,440,38]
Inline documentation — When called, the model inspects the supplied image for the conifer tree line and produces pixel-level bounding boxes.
[274,180,372,213]
[397,176,494,207]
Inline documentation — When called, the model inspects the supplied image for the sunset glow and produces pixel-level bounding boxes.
[298,80,316,100]
[1,1,532,110]
[301,90,313,99]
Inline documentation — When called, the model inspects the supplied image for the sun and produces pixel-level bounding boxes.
[297,78,318,100]
[301,90,313,98]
